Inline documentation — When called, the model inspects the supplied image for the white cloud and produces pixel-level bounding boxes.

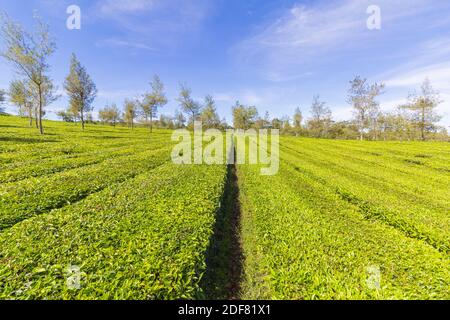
[99,0,155,16]
[92,0,212,51]
[95,0,210,33]
[230,0,447,82]
[96,38,158,52]
[384,63,450,91]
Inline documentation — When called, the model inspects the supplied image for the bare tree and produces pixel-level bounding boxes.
[347,76,385,141]
[0,13,58,134]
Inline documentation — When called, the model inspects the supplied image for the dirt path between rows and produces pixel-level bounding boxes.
[201,160,244,299]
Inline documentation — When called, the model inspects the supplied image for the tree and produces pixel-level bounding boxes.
[64,53,97,130]
[263,111,271,127]
[220,117,228,130]
[200,95,220,128]
[123,99,137,129]
[141,75,167,132]
[401,78,442,141]
[232,101,258,129]
[271,118,282,130]
[99,104,120,126]
[281,115,292,130]
[9,80,34,125]
[347,76,385,141]
[56,110,76,122]
[110,103,121,127]
[174,109,186,128]
[1,13,58,134]
[307,95,332,138]
[0,89,5,114]
[177,83,200,128]
[85,112,94,124]
[158,114,174,128]
[293,107,303,128]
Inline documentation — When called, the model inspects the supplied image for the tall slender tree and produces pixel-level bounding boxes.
[123,99,137,129]
[200,95,220,128]
[293,107,303,128]
[402,78,442,141]
[174,109,186,128]
[308,95,332,138]
[347,76,385,141]
[177,83,200,128]
[141,75,167,132]
[64,54,97,130]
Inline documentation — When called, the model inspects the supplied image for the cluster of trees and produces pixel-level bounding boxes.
[95,75,168,130]
[231,77,447,141]
[92,78,227,131]
[1,13,447,141]
[0,14,96,133]
[0,13,59,134]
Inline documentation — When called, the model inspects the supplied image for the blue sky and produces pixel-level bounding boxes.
[1,0,450,127]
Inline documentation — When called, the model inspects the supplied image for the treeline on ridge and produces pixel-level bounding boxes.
[0,13,447,141]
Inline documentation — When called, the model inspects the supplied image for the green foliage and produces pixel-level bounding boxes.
[177,83,200,127]
[0,13,58,134]
[140,75,168,131]
[98,104,121,126]
[63,53,97,129]
[232,101,258,129]
[0,115,227,299]
[238,136,450,299]
[1,115,449,299]
[200,95,220,128]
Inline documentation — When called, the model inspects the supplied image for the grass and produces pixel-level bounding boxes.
[237,137,450,299]
[0,115,449,299]
[0,116,227,299]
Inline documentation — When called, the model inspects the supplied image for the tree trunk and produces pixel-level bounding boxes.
[35,107,39,129]
[28,106,33,127]
[150,113,153,133]
[421,107,425,141]
[38,85,44,134]
[81,109,85,130]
